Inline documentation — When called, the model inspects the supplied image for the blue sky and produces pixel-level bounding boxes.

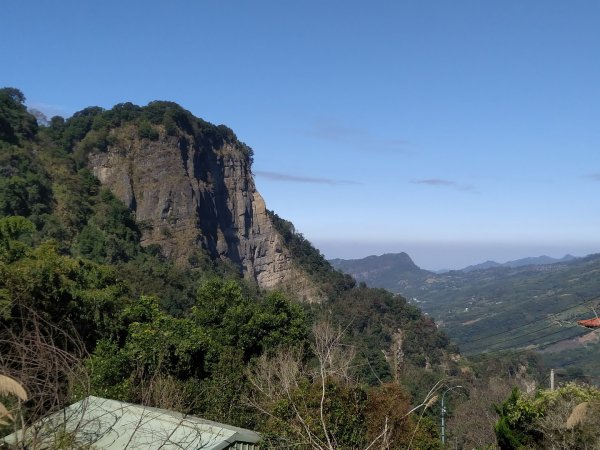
[2,1,599,270]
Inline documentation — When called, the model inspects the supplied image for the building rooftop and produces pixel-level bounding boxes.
[2,396,260,449]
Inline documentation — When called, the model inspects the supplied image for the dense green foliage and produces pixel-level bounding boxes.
[325,286,458,383]
[0,144,52,228]
[85,279,309,425]
[0,215,311,427]
[0,88,37,144]
[53,97,254,167]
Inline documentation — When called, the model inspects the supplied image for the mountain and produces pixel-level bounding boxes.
[329,252,427,291]
[462,254,578,272]
[0,87,456,377]
[330,252,421,274]
[460,260,502,272]
[85,104,300,292]
[61,100,331,301]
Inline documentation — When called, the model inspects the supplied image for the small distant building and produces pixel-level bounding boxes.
[2,396,260,449]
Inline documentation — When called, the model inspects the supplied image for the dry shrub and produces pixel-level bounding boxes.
[533,397,600,449]
[0,307,88,424]
[365,383,414,448]
[0,374,28,402]
[566,401,588,429]
[0,375,27,427]
[136,373,199,414]
[446,377,513,449]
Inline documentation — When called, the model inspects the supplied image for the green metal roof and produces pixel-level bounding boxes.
[3,396,260,449]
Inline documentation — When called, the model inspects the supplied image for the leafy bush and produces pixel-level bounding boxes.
[0,87,38,144]
[137,120,159,140]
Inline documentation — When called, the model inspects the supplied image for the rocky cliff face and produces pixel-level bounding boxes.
[87,123,311,294]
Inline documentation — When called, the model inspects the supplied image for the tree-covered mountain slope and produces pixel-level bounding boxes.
[1,88,477,448]
[329,252,430,292]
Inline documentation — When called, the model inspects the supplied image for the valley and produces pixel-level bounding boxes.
[331,252,600,382]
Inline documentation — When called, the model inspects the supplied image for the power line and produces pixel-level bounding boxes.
[464,320,591,354]
[462,322,560,353]
[467,327,592,362]
[455,293,599,349]
[490,326,584,354]
[463,294,593,344]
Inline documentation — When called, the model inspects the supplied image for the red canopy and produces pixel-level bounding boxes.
[577,317,600,328]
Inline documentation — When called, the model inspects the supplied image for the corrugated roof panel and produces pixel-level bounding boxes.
[2,396,260,449]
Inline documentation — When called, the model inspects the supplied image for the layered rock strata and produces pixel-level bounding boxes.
[88,125,302,292]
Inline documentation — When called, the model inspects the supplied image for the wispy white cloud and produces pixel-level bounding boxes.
[255,170,361,186]
[411,178,477,193]
[586,173,600,182]
[307,119,412,154]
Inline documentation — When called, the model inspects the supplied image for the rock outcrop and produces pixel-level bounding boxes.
[87,123,307,293]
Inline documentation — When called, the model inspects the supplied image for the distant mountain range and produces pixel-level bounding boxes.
[330,253,579,278]
[461,254,577,272]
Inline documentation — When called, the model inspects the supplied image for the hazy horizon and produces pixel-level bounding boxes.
[314,239,600,271]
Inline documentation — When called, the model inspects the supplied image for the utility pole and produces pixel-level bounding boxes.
[550,369,555,391]
[441,386,463,445]
[441,402,446,445]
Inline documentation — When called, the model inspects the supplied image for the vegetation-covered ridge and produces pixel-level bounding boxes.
[268,210,356,298]
[59,93,254,168]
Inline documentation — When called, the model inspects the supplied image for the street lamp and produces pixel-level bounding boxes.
[441,385,464,445]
